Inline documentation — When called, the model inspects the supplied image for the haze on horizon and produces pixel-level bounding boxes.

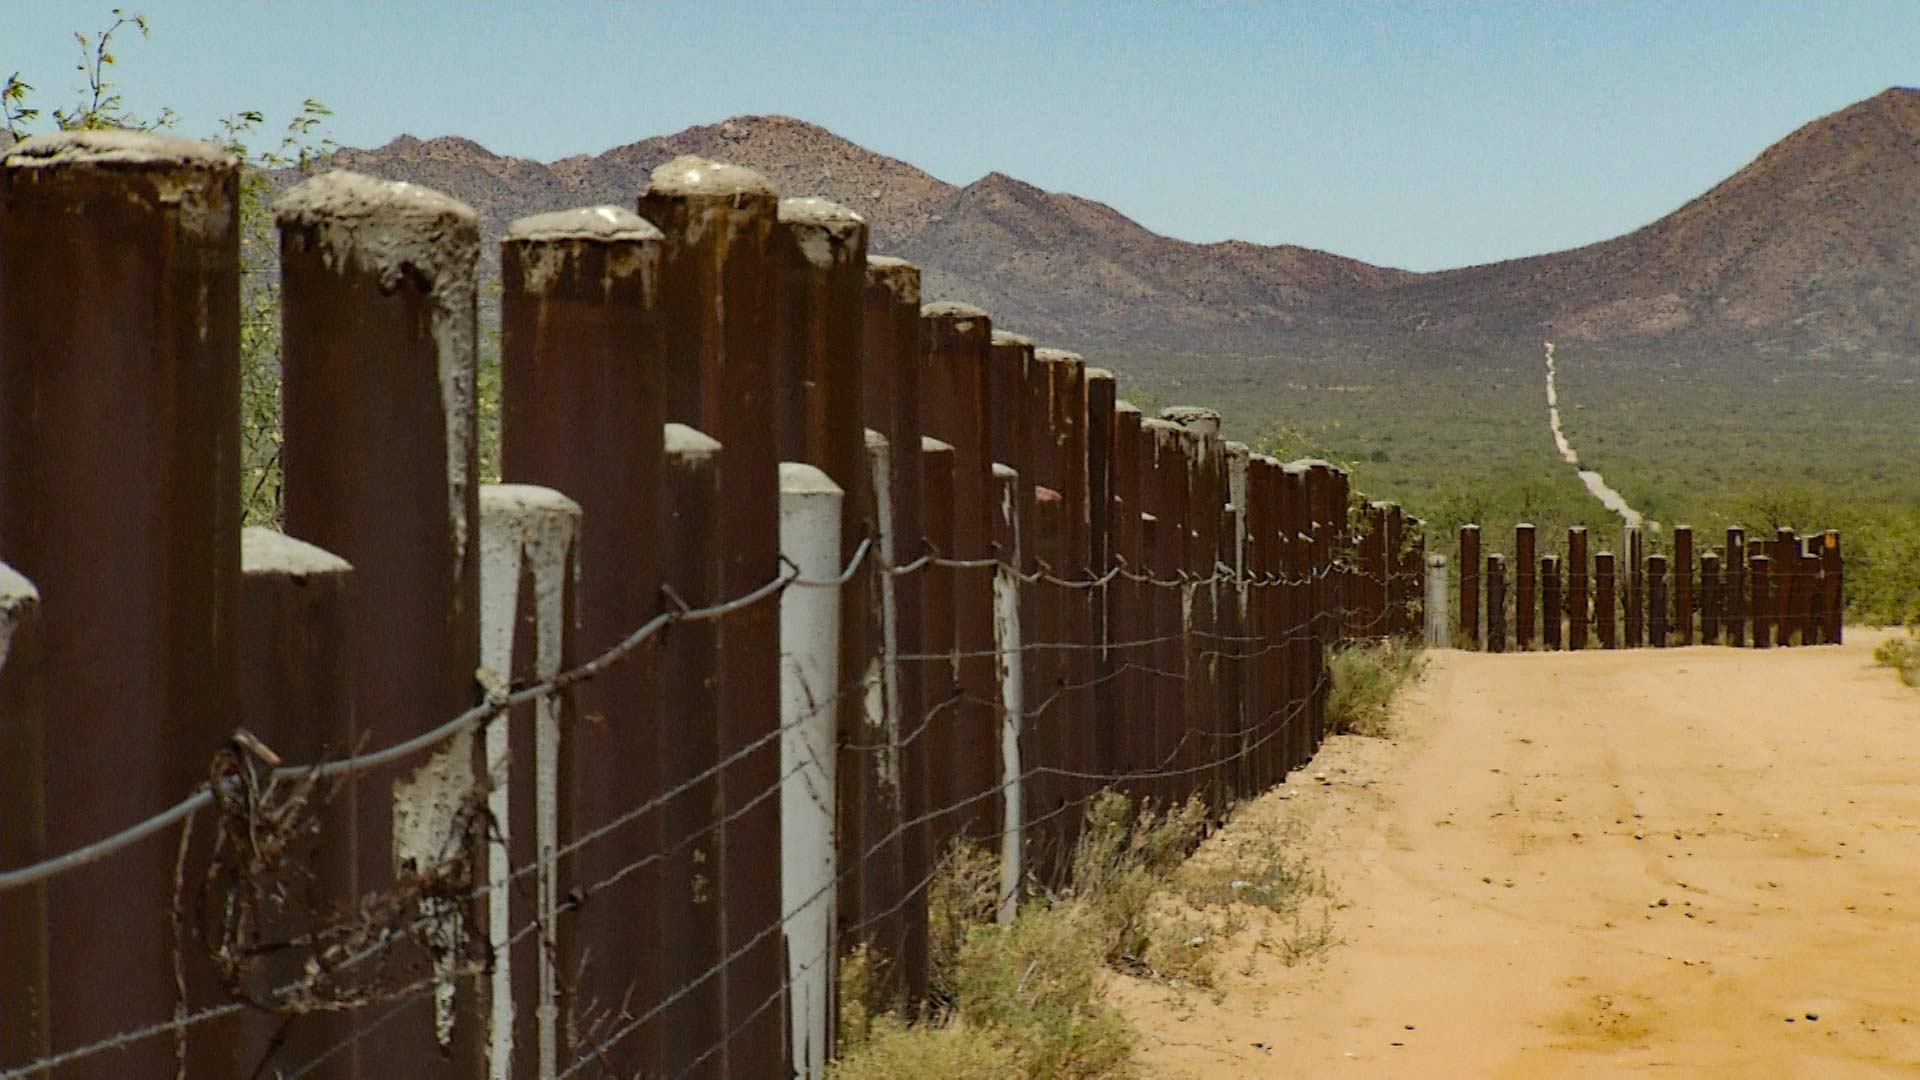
[4,0,1916,272]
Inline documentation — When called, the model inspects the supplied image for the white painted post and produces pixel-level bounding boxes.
[1425,554,1450,649]
[990,463,1024,925]
[779,462,844,1080]
[477,483,582,1080]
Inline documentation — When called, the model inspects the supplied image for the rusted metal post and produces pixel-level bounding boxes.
[1801,546,1822,646]
[1222,441,1252,799]
[1361,503,1388,637]
[279,170,485,1074]
[1750,554,1773,648]
[1144,421,1191,808]
[659,424,728,1080]
[1542,555,1563,650]
[1515,523,1537,650]
[1168,409,1224,807]
[1648,554,1669,647]
[1596,552,1618,649]
[1302,461,1336,753]
[1459,525,1481,649]
[861,256,926,1005]
[1625,526,1644,648]
[1773,527,1797,646]
[1821,530,1843,645]
[920,303,998,846]
[1087,370,1118,788]
[1108,404,1146,798]
[988,332,1038,569]
[638,157,785,1075]
[1673,526,1694,646]
[990,465,1025,924]
[1041,352,1093,834]
[1027,485,1067,882]
[1386,507,1409,639]
[1246,456,1279,785]
[771,197,871,963]
[1702,550,1722,644]
[1726,527,1747,647]
[478,485,581,1080]
[1280,465,1311,771]
[857,429,907,995]
[917,438,961,864]
[0,131,240,1076]
[233,532,354,1077]
[498,205,666,1077]
[1568,527,1589,650]
[1486,555,1508,654]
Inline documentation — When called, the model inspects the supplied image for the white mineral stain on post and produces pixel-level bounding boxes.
[0,562,41,672]
[864,255,921,303]
[777,196,866,269]
[505,205,660,295]
[275,170,481,582]
[864,430,901,791]
[922,300,989,335]
[476,484,581,1080]
[990,463,1025,925]
[778,462,844,1080]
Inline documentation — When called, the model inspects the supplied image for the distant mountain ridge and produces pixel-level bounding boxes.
[328,90,1920,365]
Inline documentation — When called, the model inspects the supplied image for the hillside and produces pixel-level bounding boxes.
[324,90,1920,365]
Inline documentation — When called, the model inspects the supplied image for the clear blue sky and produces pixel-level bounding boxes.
[4,1,1914,271]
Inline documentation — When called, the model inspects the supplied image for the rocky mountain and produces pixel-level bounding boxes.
[323,89,1920,366]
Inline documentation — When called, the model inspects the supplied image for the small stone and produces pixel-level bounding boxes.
[1657,898,1669,907]
[1806,1012,1819,1022]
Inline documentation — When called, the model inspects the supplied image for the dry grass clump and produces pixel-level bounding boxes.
[1873,627,1920,686]
[1326,639,1425,737]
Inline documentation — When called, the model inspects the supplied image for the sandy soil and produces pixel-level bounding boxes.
[1112,628,1920,1078]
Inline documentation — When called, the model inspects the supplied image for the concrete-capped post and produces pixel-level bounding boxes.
[1426,555,1450,648]
[478,485,581,1080]
[1041,352,1094,836]
[990,464,1025,925]
[989,331,1039,569]
[1459,525,1481,649]
[1750,554,1773,648]
[234,531,354,1076]
[1166,409,1224,808]
[638,156,786,1075]
[278,168,485,1074]
[1144,420,1191,810]
[861,256,928,1005]
[1774,527,1798,646]
[658,423,729,1079]
[921,303,999,847]
[779,462,845,1080]
[498,204,666,1076]
[0,132,240,1074]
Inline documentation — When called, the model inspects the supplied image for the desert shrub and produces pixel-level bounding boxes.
[829,1015,1020,1080]
[1326,640,1424,737]
[1873,629,1920,687]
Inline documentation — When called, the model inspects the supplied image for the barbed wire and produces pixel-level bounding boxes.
[0,522,1370,1077]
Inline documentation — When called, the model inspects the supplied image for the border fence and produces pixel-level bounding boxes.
[0,131,1425,1079]
[1455,522,1844,652]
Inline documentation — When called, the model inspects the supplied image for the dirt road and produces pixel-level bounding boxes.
[1114,629,1920,1078]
